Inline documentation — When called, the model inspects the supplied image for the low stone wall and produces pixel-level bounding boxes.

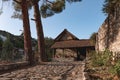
[0,61,29,72]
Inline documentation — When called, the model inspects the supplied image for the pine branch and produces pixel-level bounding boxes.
[46,0,53,4]
[13,0,21,4]
[31,18,36,21]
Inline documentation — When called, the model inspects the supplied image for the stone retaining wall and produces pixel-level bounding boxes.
[0,61,29,72]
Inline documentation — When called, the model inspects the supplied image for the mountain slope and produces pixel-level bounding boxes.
[0,30,37,49]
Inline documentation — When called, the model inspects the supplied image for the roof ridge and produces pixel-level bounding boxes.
[54,29,79,41]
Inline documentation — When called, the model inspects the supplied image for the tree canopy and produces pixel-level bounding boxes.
[0,0,81,63]
[89,32,97,45]
[1,0,81,19]
[1,36,14,61]
[103,0,120,14]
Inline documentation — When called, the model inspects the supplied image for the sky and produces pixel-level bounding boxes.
[0,0,106,39]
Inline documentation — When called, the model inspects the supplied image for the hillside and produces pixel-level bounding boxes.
[0,30,37,49]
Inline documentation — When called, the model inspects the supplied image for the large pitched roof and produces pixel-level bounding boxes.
[51,39,94,49]
[51,29,94,49]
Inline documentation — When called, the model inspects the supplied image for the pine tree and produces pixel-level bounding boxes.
[0,37,3,59]
[32,0,47,61]
[103,0,120,14]
[1,0,81,63]
[90,32,97,45]
[1,36,14,61]
[0,37,3,47]
[21,0,34,65]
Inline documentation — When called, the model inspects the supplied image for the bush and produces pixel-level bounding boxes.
[91,52,104,66]
[110,60,120,76]
[91,50,112,67]
[114,61,120,76]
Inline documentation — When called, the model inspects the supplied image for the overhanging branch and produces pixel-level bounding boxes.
[13,0,21,4]
[31,18,36,21]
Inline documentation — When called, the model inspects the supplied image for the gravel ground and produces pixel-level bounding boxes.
[0,61,85,80]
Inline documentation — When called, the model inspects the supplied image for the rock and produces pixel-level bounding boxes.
[41,78,47,80]
[0,78,12,80]
[49,76,61,80]
[71,71,76,77]
[0,73,10,77]
[16,73,26,78]
[96,3,120,53]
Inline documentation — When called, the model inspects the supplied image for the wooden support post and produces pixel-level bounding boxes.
[63,49,65,58]
[53,49,56,58]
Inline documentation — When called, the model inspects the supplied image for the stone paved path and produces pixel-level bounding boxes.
[0,61,85,80]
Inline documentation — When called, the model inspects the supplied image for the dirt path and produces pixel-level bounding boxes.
[0,61,85,80]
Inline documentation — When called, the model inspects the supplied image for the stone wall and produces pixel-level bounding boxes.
[0,61,28,72]
[55,49,77,57]
[54,49,77,61]
[96,3,120,53]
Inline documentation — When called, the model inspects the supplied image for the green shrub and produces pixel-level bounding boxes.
[110,60,120,76]
[93,57,104,66]
[91,52,104,67]
[91,49,112,67]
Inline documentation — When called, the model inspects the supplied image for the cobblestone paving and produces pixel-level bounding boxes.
[0,61,85,80]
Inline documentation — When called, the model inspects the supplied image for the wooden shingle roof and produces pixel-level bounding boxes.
[51,39,94,49]
[54,29,79,41]
[51,29,94,49]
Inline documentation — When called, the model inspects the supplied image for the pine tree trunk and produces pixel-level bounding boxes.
[33,0,47,62]
[21,0,34,65]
